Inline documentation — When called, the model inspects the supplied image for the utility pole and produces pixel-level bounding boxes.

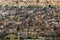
[14,0,20,40]
[17,24,20,40]
[18,32,20,40]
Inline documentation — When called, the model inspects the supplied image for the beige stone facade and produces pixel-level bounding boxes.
[0,0,60,6]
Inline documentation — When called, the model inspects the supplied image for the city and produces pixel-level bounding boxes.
[0,0,60,40]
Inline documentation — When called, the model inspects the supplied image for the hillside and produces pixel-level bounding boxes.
[0,0,60,6]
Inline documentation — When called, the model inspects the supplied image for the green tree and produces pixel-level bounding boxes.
[5,34,17,40]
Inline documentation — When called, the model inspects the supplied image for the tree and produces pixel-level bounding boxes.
[27,36,33,39]
[5,34,17,40]
[48,5,54,8]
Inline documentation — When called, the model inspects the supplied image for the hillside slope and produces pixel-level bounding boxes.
[0,0,60,6]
